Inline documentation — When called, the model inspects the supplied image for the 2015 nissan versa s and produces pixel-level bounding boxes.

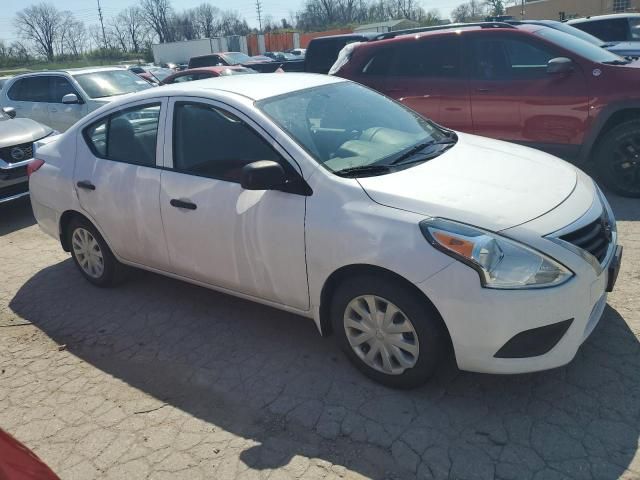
[28,74,622,388]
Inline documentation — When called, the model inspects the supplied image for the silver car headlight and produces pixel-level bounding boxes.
[420,218,574,289]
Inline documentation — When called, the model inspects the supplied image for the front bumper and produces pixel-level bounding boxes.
[417,247,616,374]
[0,157,31,203]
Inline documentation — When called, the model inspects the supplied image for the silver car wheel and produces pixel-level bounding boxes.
[344,295,419,375]
[71,227,104,279]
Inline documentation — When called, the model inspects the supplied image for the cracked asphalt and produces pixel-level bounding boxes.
[0,192,639,480]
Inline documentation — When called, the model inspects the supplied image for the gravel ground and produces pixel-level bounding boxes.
[0,192,638,480]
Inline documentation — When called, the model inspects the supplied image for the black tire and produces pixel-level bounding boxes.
[594,119,640,198]
[67,217,125,287]
[331,274,447,389]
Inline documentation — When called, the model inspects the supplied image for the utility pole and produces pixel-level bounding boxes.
[256,0,263,32]
[521,0,525,19]
[97,0,107,49]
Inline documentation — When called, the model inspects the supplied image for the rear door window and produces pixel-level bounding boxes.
[50,76,79,103]
[84,103,160,167]
[7,76,51,102]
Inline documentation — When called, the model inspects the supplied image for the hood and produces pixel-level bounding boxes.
[356,133,577,232]
[0,118,52,149]
[606,41,640,56]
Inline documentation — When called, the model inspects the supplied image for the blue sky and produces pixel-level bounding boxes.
[0,0,461,42]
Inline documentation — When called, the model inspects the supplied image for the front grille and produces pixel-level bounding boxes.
[0,181,28,199]
[0,141,34,164]
[0,165,27,181]
[559,215,611,263]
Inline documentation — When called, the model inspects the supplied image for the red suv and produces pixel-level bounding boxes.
[334,23,640,197]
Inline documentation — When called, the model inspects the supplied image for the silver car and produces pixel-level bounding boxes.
[0,107,54,203]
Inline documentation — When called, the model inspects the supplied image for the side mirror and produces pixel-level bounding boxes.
[2,106,16,119]
[241,160,287,190]
[62,93,80,104]
[547,57,574,74]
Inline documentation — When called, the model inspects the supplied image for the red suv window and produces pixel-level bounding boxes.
[362,36,462,78]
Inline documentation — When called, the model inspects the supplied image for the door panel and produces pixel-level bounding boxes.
[6,76,51,126]
[48,76,86,131]
[74,100,170,270]
[466,32,589,146]
[160,98,309,310]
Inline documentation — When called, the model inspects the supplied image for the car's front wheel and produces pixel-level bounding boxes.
[594,120,640,198]
[331,275,447,388]
[67,218,124,287]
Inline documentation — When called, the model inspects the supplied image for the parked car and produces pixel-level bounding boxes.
[333,22,640,196]
[1,68,152,132]
[0,106,55,203]
[251,55,275,62]
[29,74,621,388]
[160,66,258,85]
[568,13,640,43]
[0,429,59,479]
[509,19,640,57]
[264,51,299,61]
[188,52,282,73]
[304,32,379,73]
[287,48,306,57]
[127,65,160,85]
[145,66,174,82]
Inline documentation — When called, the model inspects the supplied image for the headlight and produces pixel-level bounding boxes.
[420,218,573,289]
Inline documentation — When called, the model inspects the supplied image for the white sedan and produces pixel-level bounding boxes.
[28,74,622,388]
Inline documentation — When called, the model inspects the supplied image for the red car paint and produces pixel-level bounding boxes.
[0,429,59,480]
[335,24,640,164]
[160,66,258,85]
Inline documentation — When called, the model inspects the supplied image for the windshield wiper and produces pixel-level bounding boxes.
[333,164,392,177]
[389,138,457,165]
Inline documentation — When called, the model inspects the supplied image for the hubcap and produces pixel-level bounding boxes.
[343,295,419,375]
[71,228,104,279]
[612,139,640,194]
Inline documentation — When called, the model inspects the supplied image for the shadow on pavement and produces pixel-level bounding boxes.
[0,196,35,236]
[10,256,640,479]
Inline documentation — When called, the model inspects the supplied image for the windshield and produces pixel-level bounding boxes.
[535,27,625,63]
[74,70,151,99]
[222,52,252,64]
[258,82,450,175]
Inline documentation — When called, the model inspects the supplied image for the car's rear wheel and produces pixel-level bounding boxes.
[331,275,446,389]
[594,120,640,197]
[67,218,124,287]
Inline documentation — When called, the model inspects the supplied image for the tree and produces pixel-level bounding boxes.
[65,20,87,56]
[141,0,173,43]
[485,0,505,16]
[15,2,63,61]
[451,0,485,22]
[219,11,250,36]
[195,3,221,38]
[115,7,147,53]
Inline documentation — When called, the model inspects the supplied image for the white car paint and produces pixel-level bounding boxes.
[29,73,619,377]
[0,67,150,132]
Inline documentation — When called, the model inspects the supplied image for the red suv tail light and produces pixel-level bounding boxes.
[27,159,45,177]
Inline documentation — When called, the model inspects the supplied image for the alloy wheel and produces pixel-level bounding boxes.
[71,227,104,279]
[343,295,419,375]
[612,139,640,194]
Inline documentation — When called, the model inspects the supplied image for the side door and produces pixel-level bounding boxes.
[355,35,472,132]
[48,75,87,131]
[466,32,589,151]
[74,99,171,271]
[159,98,309,310]
[5,76,51,127]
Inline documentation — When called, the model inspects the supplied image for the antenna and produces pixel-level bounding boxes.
[97,0,107,49]
[256,0,263,32]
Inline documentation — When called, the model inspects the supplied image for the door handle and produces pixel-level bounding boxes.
[50,107,58,112]
[476,88,492,93]
[170,199,197,210]
[76,180,95,191]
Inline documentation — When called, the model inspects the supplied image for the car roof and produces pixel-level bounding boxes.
[118,73,346,106]
[175,66,248,74]
[309,32,380,42]
[569,13,640,23]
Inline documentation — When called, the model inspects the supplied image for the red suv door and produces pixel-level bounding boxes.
[349,34,472,132]
[465,31,589,156]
